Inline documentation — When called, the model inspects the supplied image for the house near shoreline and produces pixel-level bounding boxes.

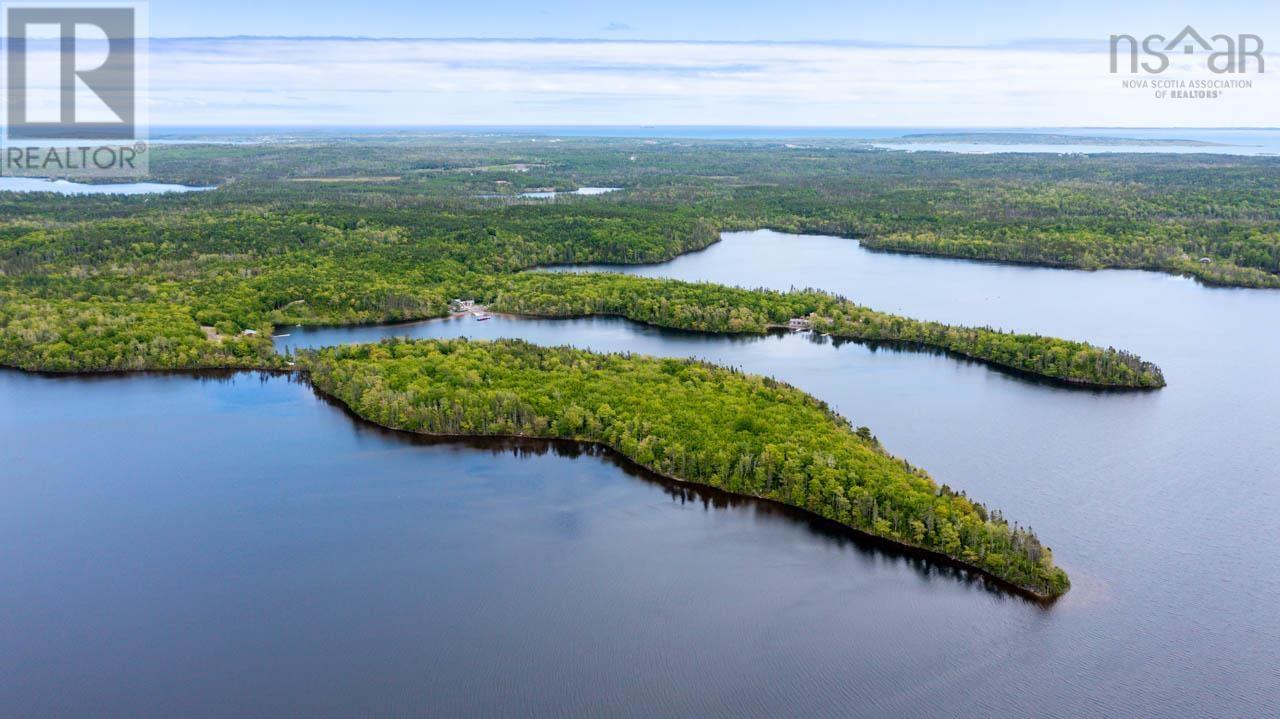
[450,299,477,312]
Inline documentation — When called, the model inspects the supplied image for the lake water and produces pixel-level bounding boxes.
[519,186,620,198]
[0,177,214,195]
[5,230,1279,716]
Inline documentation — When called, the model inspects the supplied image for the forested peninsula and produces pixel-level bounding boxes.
[304,338,1072,599]
[494,273,1165,388]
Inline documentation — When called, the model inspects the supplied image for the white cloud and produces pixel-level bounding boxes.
[140,37,1280,126]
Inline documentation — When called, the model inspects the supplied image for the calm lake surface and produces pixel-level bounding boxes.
[5,230,1279,716]
[0,177,213,195]
[520,186,620,198]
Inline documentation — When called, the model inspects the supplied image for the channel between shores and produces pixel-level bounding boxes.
[9,291,1139,599]
[8,306,1162,392]
[295,309,1161,391]
[1,339,1071,603]
[481,310,1165,391]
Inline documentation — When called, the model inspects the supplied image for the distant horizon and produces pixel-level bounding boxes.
[143,125,1279,131]
[13,2,1274,126]
[64,34,1280,127]
[132,126,1280,155]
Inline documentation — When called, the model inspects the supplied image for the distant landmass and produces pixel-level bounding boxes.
[887,132,1228,147]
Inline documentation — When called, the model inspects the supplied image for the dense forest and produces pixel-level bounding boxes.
[0,203,1163,385]
[59,132,1280,287]
[5,134,1278,287]
[0,143,1167,386]
[304,337,1072,599]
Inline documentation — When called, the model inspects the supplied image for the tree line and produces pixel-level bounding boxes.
[491,273,1166,388]
[304,337,1072,598]
[0,201,1164,385]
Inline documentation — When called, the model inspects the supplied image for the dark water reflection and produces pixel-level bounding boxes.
[309,381,1029,603]
[2,370,1042,719]
[4,230,1279,717]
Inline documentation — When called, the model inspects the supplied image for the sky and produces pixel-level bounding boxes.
[25,1,1280,126]
[148,0,1280,47]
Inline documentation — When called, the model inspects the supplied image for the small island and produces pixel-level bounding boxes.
[303,337,1072,599]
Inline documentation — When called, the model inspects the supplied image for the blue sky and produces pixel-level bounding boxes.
[65,2,1280,126]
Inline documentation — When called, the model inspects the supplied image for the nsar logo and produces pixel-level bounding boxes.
[1110,25,1264,75]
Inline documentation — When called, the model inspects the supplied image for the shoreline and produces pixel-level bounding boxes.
[300,366,1067,604]
[476,310,1165,390]
[854,239,1280,290]
[3,305,1164,391]
[0,360,1067,603]
[534,225,1280,291]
